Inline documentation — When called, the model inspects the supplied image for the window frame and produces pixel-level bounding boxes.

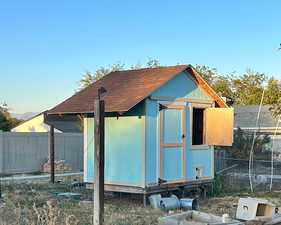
[189,103,212,150]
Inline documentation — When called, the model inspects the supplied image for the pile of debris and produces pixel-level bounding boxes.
[154,195,281,225]
[149,194,198,211]
[236,198,281,225]
[42,159,72,173]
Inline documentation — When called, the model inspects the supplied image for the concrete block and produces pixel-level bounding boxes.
[236,198,277,221]
[159,211,243,225]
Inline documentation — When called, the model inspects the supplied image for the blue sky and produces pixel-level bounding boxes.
[1,0,281,113]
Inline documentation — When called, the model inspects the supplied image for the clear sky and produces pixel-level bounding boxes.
[1,0,281,113]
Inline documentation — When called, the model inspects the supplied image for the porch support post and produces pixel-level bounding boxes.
[93,99,105,225]
[49,125,55,183]
[143,193,147,208]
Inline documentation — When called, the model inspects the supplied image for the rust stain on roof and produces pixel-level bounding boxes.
[48,65,227,114]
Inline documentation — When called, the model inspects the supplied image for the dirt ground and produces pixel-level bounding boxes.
[1,178,281,225]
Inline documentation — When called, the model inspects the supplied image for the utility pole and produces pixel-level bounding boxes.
[93,87,105,225]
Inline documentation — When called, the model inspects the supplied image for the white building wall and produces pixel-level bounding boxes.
[12,114,61,133]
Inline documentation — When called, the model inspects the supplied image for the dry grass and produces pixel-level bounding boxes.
[201,191,281,218]
[1,178,281,225]
[0,180,167,225]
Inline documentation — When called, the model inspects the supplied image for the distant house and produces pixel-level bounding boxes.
[47,65,233,199]
[12,111,82,133]
[234,105,281,152]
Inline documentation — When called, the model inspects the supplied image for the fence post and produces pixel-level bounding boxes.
[0,131,3,174]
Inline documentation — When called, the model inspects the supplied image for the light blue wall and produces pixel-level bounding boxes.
[185,105,212,178]
[151,71,211,100]
[85,71,214,187]
[86,118,94,179]
[145,71,213,185]
[145,99,158,184]
[85,106,144,185]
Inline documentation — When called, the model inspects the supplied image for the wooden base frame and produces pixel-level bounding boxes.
[86,179,214,207]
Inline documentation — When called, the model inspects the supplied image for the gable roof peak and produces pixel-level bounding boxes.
[114,64,190,73]
[48,64,227,114]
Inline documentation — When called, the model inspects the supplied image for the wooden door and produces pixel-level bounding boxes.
[159,104,186,182]
[205,108,234,146]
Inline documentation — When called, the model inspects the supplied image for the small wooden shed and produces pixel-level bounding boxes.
[48,65,233,199]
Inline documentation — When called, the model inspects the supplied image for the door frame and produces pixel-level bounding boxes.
[157,101,186,183]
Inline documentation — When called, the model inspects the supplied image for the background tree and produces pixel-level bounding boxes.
[195,65,281,115]
[78,61,281,118]
[269,99,281,118]
[78,63,125,90]
[145,58,161,68]
[0,103,22,131]
[78,58,160,90]
[195,64,234,100]
[195,64,218,86]
[231,69,266,105]
[224,128,271,159]
[266,77,281,117]
[271,44,281,116]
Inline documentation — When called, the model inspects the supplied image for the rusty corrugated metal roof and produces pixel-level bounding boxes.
[48,65,227,114]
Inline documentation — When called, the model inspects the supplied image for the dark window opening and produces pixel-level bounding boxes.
[192,108,205,145]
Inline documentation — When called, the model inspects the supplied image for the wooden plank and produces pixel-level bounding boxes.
[160,143,183,147]
[164,178,187,184]
[182,108,186,178]
[159,110,163,178]
[86,179,214,195]
[93,100,105,225]
[205,108,234,146]
[49,125,55,184]
[163,104,185,109]
[146,179,214,194]
[86,183,145,194]
[159,105,186,181]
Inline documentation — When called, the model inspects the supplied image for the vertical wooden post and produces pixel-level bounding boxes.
[93,99,105,225]
[0,130,4,175]
[49,125,55,184]
[0,131,3,198]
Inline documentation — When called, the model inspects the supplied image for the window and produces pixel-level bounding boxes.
[192,108,205,145]
[190,105,234,147]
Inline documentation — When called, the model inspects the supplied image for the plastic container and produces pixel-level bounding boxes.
[180,198,199,210]
[148,194,162,208]
[160,195,180,211]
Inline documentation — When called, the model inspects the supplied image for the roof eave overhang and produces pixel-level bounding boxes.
[47,64,228,115]
[47,109,128,115]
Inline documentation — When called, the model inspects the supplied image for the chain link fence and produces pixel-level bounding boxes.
[215,150,281,192]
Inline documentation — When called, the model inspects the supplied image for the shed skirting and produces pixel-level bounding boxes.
[86,178,214,194]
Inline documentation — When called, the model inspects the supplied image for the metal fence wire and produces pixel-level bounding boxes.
[215,150,281,192]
